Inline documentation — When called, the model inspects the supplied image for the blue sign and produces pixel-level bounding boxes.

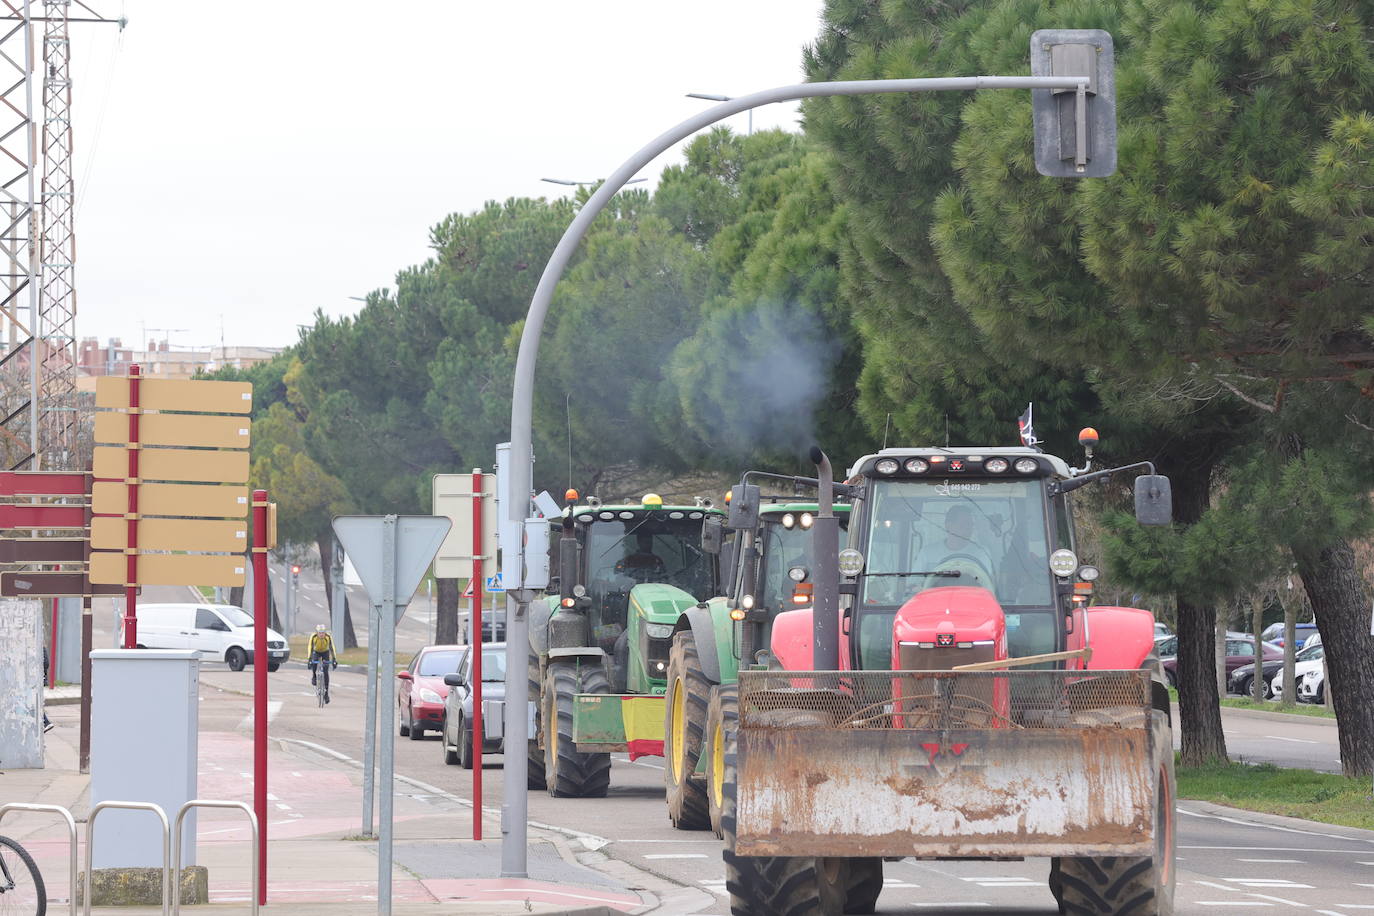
[485,573,504,593]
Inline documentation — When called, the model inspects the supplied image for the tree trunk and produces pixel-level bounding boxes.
[1171,467,1229,766]
[1294,539,1373,777]
[1251,595,1264,702]
[316,529,360,650]
[1214,613,1227,698]
[1281,595,1295,707]
[436,578,460,644]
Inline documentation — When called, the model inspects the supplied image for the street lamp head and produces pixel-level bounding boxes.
[686,92,732,101]
[542,177,647,187]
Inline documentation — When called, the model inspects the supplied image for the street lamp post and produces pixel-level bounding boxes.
[500,35,1113,879]
[686,92,751,135]
[540,177,647,188]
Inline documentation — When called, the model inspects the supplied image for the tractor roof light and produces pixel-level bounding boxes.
[904,458,929,474]
[800,512,814,529]
[741,594,755,610]
[577,514,594,523]
[598,511,615,520]
[1050,548,1079,578]
[642,493,663,507]
[1078,565,1101,582]
[838,548,865,576]
[618,511,635,520]
[985,457,1010,474]
[572,584,587,597]
[565,488,580,502]
[875,458,900,475]
[1078,427,1100,449]
[729,607,747,621]
[781,513,796,529]
[1014,457,1040,474]
[788,566,808,583]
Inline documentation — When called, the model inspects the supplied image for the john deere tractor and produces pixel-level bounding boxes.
[661,486,850,832]
[526,494,724,797]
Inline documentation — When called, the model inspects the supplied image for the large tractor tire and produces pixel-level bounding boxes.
[722,709,850,915]
[543,660,612,798]
[705,683,738,839]
[526,645,547,790]
[1052,708,1176,915]
[664,632,712,830]
[844,859,884,914]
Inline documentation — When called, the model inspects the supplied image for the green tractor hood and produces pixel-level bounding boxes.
[626,582,700,695]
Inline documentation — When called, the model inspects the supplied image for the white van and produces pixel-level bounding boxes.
[133,604,290,672]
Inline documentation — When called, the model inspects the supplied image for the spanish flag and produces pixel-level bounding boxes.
[622,696,665,761]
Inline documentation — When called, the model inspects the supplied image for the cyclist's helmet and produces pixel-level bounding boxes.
[316,624,327,632]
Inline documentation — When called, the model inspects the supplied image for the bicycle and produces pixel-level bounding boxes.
[0,833,46,916]
[315,664,328,708]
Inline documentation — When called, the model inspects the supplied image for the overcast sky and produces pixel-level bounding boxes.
[67,1,824,352]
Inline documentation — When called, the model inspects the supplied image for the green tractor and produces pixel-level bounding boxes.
[526,493,724,797]
[661,483,850,832]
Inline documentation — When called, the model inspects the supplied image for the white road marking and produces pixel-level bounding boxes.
[1333,906,1374,910]
[1238,858,1305,863]
[235,700,282,730]
[630,760,665,770]
[910,905,990,909]
[1224,879,1313,888]
[1357,884,1374,888]
[1178,808,1374,843]
[643,853,708,859]
[1199,903,1271,907]
[266,793,278,801]
[1247,893,1307,906]
[1265,735,1318,744]
[1196,881,1237,892]
[274,803,291,810]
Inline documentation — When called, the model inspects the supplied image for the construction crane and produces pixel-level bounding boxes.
[0,1,124,470]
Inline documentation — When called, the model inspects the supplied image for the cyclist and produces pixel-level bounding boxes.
[308,624,337,704]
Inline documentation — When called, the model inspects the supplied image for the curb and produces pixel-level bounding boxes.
[45,694,81,707]
[1182,703,1338,728]
[1179,798,1374,843]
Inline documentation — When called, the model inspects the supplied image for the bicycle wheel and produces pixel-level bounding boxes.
[317,675,326,707]
[0,834,46,916]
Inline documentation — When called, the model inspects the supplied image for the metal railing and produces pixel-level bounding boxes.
[0,802,78,916]
[171,800,259,916]
[83,801,170,916]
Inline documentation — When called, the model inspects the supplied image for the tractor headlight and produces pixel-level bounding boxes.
[800,512,814,529]
[1014,457,1040,474]
[782,513,796,529]
[642,622,675,639]
[875,458,899,475]
[904,458,928,474]
[572,584,587,597]
[741,594,755,610]
[1049,549,1079,578]
[1078,565,1100,582]
[984,457,1009,474]
[788,566,808,583]
[838,549,865,576]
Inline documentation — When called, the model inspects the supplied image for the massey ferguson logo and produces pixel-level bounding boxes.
[936,634,955,647]
[901,741,984,779]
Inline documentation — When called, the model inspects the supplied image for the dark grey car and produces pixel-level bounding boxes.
[440,642,509,768]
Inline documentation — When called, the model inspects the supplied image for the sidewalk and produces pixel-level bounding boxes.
[2,700,652,915]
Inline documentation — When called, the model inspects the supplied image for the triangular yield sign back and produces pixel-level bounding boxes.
[331,515,452,622]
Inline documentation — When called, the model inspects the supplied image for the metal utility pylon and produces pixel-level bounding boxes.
[0,0,39,470]
[39,0,75,470]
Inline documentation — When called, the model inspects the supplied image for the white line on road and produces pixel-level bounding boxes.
[1332,906,1374,910]
[1199,903,1271,907]
[1247,893,1308,906]
[1238,858,1305,863]
[1178,808,1374,843]
[643,854,708,859]
[1224,879,1314,888]
[1265,735,1319,744]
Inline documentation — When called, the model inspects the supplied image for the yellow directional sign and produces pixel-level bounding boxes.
[91,516,248,553]
[93,446,250,484]
[96,377,252,414]
[90,551,246,587]
[94,411,250,449]
[92,481,249,519]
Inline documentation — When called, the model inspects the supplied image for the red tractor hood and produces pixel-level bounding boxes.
[892,586,1007,669]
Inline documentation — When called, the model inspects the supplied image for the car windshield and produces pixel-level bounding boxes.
[478,650,506,681]
[582,513,715,650]
[857,478,1055,668]
[1297,644,1324,662]
[418,650,463,676]
[219,607,254,628]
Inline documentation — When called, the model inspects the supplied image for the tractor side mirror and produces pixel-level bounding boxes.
[1135,475,1173,526]
[718,540,737,598]
[727,484,761,531]
[702,517,724,555]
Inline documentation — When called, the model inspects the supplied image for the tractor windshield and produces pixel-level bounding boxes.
[582,513,715,647]
[757,513,850,616]
[856,478,1055,668]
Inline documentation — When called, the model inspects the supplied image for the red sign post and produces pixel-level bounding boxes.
[471,469,483,841]
[123,364,141,648]
[252,489,269,905]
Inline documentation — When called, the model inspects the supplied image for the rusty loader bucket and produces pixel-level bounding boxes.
[734,669,1160,858]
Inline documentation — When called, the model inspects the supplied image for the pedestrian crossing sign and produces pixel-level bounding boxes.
[485,573,504,593]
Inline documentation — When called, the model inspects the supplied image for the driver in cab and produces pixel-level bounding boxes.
[919,504,995,586]
[618,533,665,579]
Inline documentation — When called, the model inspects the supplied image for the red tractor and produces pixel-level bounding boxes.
[717,435,1176,915]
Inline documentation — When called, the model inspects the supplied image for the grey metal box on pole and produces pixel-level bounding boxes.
[1031,29,1116,178]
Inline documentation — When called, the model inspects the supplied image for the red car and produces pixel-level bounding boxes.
[397,644,465,740]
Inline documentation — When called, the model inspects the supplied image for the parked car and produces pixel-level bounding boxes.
[1228,641,1325,699]
[1156,632,1282,687]
[1260,620,1319,648]
[396,644,465,740]
[1153,622,1173,638]
[440,642,510,768]
[1270,643,1325,701]
[130,603,289,671]
[1298,666,1327,704]
[1303,631,1322,650]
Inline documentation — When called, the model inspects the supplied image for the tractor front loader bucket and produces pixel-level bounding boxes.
[734,669,1160,858]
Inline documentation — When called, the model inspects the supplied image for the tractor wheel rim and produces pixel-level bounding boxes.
[670,677,687,782]
[548,692,557,761]
[710,718,724,807]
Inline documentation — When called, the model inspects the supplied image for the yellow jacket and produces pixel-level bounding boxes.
[308,632,335,658]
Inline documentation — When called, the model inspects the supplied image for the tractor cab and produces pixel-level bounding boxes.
[752,503,851,618]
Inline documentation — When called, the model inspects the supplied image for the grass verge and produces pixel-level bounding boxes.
[1220,696,1336,719]
[1177,758,1374,830]
[288,634,370,667]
